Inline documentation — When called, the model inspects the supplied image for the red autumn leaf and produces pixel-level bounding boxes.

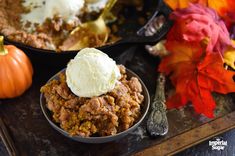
[164,0,235,29]
[167,4,231,55]
[159,41,235,118]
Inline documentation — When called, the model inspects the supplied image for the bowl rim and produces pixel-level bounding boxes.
[40,67,150,141]
[5,38,115,54]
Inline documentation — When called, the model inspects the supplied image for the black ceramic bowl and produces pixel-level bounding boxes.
[40,68,150,143]
[4,0,171,67]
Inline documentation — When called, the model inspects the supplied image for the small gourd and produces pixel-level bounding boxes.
[0,36,33,98]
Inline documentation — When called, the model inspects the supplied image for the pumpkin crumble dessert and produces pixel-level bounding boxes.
[0,0,143,51]
[40,48,144,137]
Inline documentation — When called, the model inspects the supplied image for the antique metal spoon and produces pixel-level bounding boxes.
[147,73,168,136]
[142,2,170,137]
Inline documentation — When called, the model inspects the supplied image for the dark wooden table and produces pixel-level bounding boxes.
[0,45,235,156]
[1,129,235,156]
[177,129,235,156]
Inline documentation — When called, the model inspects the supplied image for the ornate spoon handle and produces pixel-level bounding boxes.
[147,73,168,136]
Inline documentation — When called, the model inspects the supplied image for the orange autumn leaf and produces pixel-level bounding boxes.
[164,0,207,10]
[208,0,235,25]
[159,41,235,118]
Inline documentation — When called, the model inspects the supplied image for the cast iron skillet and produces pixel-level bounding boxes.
[4,0,172,67]
[40,68,150,143]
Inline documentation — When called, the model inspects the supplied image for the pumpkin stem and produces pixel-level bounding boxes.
[0,36,8,55]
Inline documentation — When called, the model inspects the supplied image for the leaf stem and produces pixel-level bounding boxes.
[0,36,8,56]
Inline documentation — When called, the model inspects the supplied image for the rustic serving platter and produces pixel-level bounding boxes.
[0,44,235,156]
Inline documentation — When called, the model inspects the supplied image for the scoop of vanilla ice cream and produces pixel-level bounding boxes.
[85,0,108,12]
[21,0,84,28]
[66,48,121,97]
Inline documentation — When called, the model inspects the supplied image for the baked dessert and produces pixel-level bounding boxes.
[40,48,144,136]
[0,0,143,51]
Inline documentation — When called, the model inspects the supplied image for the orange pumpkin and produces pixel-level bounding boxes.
[0,36,33,98]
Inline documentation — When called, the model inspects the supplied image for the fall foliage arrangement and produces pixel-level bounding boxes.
[160,1,235,118]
